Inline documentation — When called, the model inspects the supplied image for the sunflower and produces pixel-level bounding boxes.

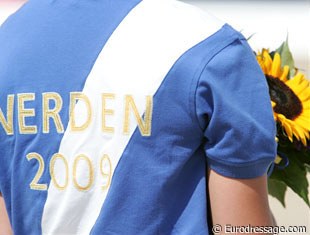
[257,49,310,146]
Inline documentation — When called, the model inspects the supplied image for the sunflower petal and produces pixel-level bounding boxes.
[263,50,272,73]
[294,119,310,131]
[294,120,309,130]
[280,65,289,81]
[299,92,310,102]
[271,53,281,77]
[290,122,307,143]
[287,78,310,95]
[303,130,310,140]
[278,114,293,141]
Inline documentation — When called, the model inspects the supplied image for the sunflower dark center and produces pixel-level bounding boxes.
[265,75,302,120]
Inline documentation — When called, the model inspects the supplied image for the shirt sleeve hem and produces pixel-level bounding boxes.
[207,157,274,179]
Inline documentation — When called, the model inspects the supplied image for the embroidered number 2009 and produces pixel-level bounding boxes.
[26,152,112,192]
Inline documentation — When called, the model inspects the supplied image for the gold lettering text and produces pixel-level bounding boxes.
[43,92,64,133]
[100,154,112,190]
[123,95,153,136]
[18,93,37,134]
[73,154,94,191]
[26,152,48,191]
[49,153,69,190]
[69,92,92,131]
[102,93,115,133]
[0,94,14,135]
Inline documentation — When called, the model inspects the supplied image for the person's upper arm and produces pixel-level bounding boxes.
[195,34,277,229]
[208,169,274,229]
[0,193,13,235]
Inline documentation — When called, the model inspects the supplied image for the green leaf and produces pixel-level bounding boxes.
[268,179,287,207]
[270,156,309,207]
[277,138,310,169]
[275,37,296,77]
[293,150,310,167]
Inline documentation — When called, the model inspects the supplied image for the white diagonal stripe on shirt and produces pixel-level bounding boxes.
[41,0,223,234]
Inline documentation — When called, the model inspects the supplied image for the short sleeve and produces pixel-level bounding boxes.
[195,37,277,179]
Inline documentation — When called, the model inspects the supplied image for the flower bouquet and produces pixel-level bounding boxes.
[256,40,310,207]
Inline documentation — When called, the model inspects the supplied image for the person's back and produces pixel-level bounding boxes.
[0,0,276,234]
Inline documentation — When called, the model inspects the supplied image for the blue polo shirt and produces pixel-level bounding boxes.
[0,0,276,234]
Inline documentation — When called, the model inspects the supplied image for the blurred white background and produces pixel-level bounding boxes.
[1,0,310,233]
[184,0,310,78]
